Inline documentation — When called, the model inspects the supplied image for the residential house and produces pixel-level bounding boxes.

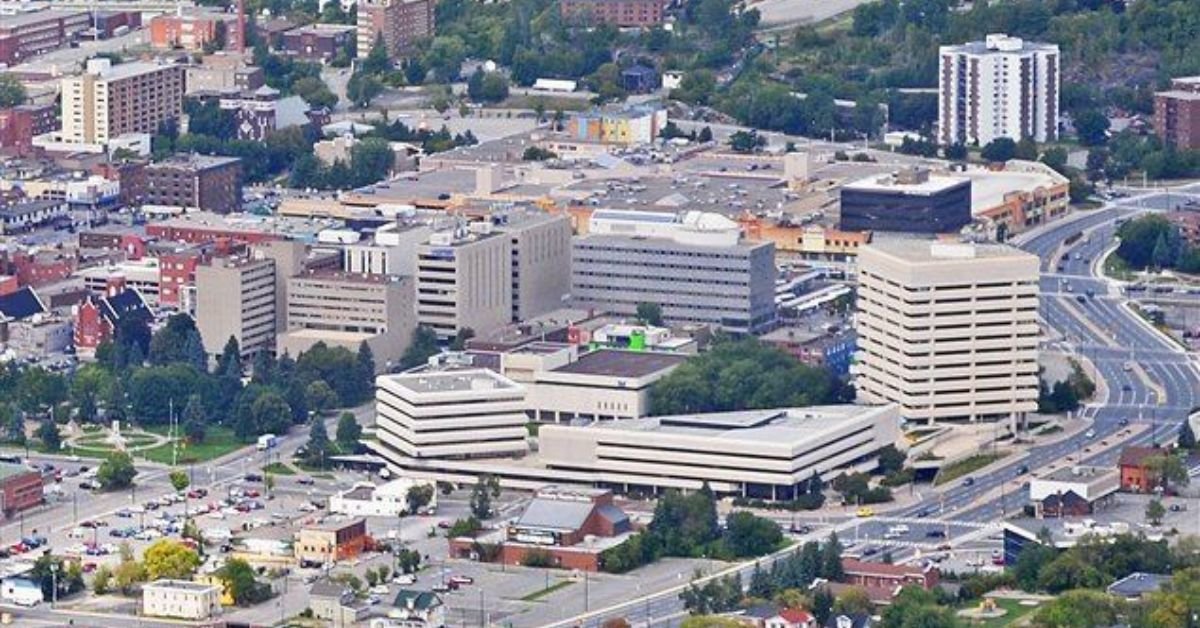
[824,614,873,628]
[388,589,445,627]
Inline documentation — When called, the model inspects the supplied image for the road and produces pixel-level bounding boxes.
[540,184,1200,628]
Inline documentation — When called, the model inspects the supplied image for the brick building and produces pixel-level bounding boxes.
[841,559,939,591]
[356,0,434,60]
[1118,446,1163,494]
[296,519,368,567]
[0,105,58,157]
[280,23,356,63]
[93,160,148,208]
[60,59,186,147]
[0,462,44,517]
[73,276,151,356]
[149,13,238,52]
[0,9,91,66]
[144,155,243,213]
[559,0,666,27]
[1154,80,1200,151]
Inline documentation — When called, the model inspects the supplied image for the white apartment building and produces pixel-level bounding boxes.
[539,405,900,499]
[195,255,276,360]
[60,58,186,146]
[415,223,512,338]
[854,239,1040,424]
[938,34,1060,146]
[142,580,221,620]
[374,359,529,461]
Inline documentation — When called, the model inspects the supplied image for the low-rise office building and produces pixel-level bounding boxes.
[539,404,899,499]
[0,9,91,65]
[572,210,776,334]
[1029,465,1119,518]
[142,580,222,620]
[839,168,972,234]
[0,462,44,517]
[280,23,356,63]
[296,519,368,567]
[144,155,243,214]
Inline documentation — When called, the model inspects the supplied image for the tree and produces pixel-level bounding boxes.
[305,380,338,416]
[698,127,713,143]
[169,470,190,493]
[1147,498,1166,526]
[97,452,137,490]
[361,32,392,76]
[335,411,363,451]
[470,476,495,519]
[92,566,112,594]
[250,391,292,436]
[3,405,24,445]
[182,394,207,444]
[981,138,1017,162]
[944,143,968,160]
[1041,147,1069,174]
[1074,110,1111,146]
[728,130,765,153]
[811,587,834,625]
[216,337,242,379]
[0,73,26,107]
[820,533,844,580]
[724,511,783,557]
[449,328,474,351]
[1180,421,1197,450]
[217,558,260,605]
[406,483,434,514]
[144,539,201,580]
[304,416,332,468]
[1032,589,1125,627]
[36,419,61,451]
[1144,453,1190,491]
[636,302,663,326]
[355,342,376,393]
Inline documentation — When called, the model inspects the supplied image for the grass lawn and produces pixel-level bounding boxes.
[520,580,574,602]
[1103,252,1136,281]
[960,597,1041,627]
[262,462,295,476]
[935,452,1008,486]
[136,426,245,465]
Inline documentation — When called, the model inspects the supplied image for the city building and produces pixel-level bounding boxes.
[841,559,939,592]
[73,276,152,356]
[572,210,776,335]
[0,462,44,516]
[539,404,900,499]
[388,590,445,628]
[143,154,243,214]
[938,34,1060,146]
[0,105,58,157]
[0,200,69,234]
[1118,446,1162,493]
[141,580,222,620]
[1029,466,1119,518]
[447,487,631,571]
[480,209,573,322]
[559,0,666,27]
[415,223,512,338]
[0,9,91,65]
[839,168,972,234]
[218,86,280,142]
[195,255,276,361]
[60,59,186,147]
[968,160,1070,240]
[277,270,415,372]
[565,104,668,145]
[621,64,659,93]
[1107,573,1170,601]
[1153,84,1200,151]
[329,478,436,517]
[375,359,530,462]
[761,325,856,376]
[344,221,432,276]
[356,0,435,60]
[854,239,1039,424]
[185,55,265,94]
[295,518,368,566]
[280,23,356,63]
[79,259,163,305]
[149,12,240,52]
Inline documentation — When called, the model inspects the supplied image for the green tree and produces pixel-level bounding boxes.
[169,470,190,493]
[250,390,292,436]
[728,130,765,153]
[304,417,332,468]
[1147,498,1166,526]
[217,558,260,605]
[0,73,27,107]
[1074,110,1111,146]
[469,475,495,519]
[97,452,137,490]
[144,539,201,580]
[36,419,61,451]
[92,565,112,594]
[636,302,663,326]
[3,405,24,445]
[182,394,207,444]
[723,511,783,557]
[1031,589,1124,627]
[361,32,392,76]
[335,411,362,451]
[981,138,1017,162]
[305,380,338,416]
[406,483,434,514]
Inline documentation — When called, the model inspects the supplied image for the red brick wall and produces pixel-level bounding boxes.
[1,470,44,516]
[74,298,113,350]
[1121,465,1152,493]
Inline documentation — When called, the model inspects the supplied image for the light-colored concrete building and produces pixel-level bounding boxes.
[375,357,529,462]
[572,209,776,334]
[142,580,222,620]
[195,255,276,361]
[344,221,432,276]
[61,59,185,146]
[854,239,1039,424]
[938,34,1060,146]
[329,478,436,517]
[276,269,415,372]
[415,223,511,338]
[539,404,900,499]
[498,211,573,322]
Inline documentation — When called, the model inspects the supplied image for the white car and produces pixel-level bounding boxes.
[370,585,389,595]
[392,573,416,585]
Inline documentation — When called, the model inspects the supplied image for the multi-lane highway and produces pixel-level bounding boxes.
[544,185,1200,628]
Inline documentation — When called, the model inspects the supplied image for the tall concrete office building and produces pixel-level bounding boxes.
[60,58,185,145]
[572,210,776,334]
[415,223,511,338]
[854,239,1039,424]
[938,34,1059,146]
[496,210,572,322]
[195,255,276,361]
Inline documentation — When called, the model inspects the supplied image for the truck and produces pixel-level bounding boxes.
[256,434,278,451]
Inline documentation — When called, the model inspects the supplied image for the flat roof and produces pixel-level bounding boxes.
[1157,90,1200,101]
[864,237,1035,263]
[145,579,219,592]
[587,405,891,444]
[384,368,519,395]
[0,463,34,482]
[843,172,969,196]
[550,349,687,378]
[1039,465,1115,483]
[0,9,87,29]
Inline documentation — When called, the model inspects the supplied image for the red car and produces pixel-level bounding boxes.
[82,562,97,573]
[244,489,261,498]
